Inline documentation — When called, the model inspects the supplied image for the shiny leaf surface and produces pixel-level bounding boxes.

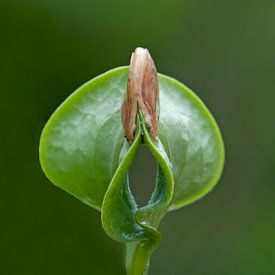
[40,67,223,212]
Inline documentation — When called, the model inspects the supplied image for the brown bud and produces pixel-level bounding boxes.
[121,47,159,144]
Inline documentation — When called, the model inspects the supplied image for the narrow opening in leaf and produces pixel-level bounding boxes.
[129,144,157,206]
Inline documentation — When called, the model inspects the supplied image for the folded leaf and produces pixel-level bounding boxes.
[40,67,224,213]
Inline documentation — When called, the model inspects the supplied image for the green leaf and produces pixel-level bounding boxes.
[101,114,174,274]
[39,66,224,212]
[102,113,174,232]
[39,66,224,274]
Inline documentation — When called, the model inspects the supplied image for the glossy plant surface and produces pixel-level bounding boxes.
[39,66,224,274]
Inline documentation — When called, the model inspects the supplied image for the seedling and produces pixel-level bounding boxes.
[39,48,224,275]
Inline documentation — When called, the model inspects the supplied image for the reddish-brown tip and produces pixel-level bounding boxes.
[121,47,159,144]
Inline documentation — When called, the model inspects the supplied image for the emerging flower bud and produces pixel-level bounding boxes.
[121,47,159,144]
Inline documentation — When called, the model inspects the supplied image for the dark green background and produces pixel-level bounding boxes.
[1,0,274,274]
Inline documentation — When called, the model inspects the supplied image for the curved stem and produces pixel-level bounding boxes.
[126,241,156,275]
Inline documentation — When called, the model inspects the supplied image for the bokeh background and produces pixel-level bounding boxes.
[1,0,274,274]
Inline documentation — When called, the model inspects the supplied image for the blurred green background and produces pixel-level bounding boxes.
[1,0,274,274]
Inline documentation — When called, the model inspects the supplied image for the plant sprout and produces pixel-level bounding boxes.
[39,47,224,275]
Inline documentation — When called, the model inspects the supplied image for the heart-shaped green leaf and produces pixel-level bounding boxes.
[40,66,224,212]
[39,65,224,274]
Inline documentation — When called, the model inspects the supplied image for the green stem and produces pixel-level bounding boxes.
[125,240,156,275]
